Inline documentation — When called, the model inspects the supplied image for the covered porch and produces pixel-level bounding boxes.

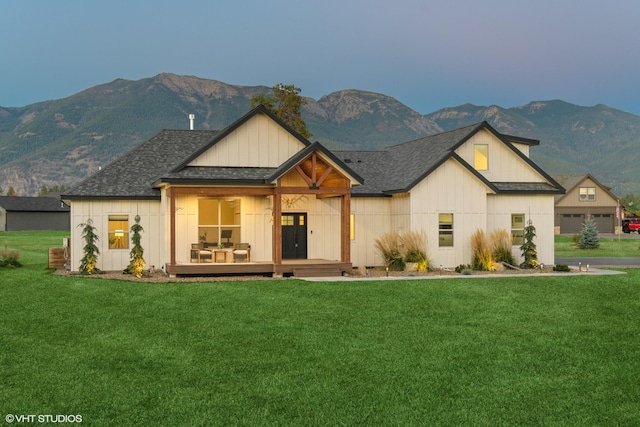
[164,149,360,277]
[165,259,352,278]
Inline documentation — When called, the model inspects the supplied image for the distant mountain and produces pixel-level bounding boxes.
[1,73,639,196]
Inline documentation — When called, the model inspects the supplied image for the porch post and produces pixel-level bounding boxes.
[169,187,176,265]
[274,181,283,265]
[341,191,351,263]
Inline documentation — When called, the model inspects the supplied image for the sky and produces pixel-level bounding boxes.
[2,0,640,115]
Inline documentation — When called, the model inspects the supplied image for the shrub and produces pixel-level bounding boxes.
[401,230,430,272]
[455,264,471,275]
[553,264,570,272]
[520,220,539,269]
[490,228,515,266]
[125,215,146,278]
[572,233,581,246]
[0,241,21,267]
[470,229,495,271]
[374,231,404,271]
[78,218,101,275]
[578,215,600,249]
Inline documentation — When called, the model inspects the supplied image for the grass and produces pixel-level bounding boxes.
[2,231,640,425]
[555,234,640,257]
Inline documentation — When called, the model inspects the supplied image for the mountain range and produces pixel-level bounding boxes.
[1,73,639,197]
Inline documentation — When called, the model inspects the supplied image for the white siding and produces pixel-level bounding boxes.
[188,113,306,167]
[350,197,392,267]
[455,130,545,183]
[487,194,556,266]
[69,200,162,272]
[409,159,489,268]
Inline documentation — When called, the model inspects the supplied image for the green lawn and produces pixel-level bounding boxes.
[555,234,640,257]
[2,231,640,425]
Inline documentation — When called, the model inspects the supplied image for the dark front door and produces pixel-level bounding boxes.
[282,213,307,259]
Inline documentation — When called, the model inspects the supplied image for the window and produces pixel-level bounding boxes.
[439,213,453,247]
[108,215,129,249]
[350,214,355,240]
[579,187,596,201]
[474,144,488,170]
[511,214,525,246]
[198,198,241,247]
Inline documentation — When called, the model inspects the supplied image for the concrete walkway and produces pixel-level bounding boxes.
[300,267,626,282]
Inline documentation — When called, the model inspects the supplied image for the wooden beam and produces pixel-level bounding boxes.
[274,180,283,265]
[171,187,274,196]
[278,186,350,195]
[295,165,314,187]
[341,192,351,263]
[169,187,176,265]
[316,165,334,187]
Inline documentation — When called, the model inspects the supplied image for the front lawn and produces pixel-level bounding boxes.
[1,231,640,425]
[555,234,640,257]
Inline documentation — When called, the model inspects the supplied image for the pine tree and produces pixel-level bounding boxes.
[519,219,539,269]
[579,215,600,249]
[78,218,100,274]
[251,83,312,138]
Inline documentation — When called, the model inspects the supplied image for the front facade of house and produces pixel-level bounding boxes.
[552,174,619,234]
[64,106,563,276]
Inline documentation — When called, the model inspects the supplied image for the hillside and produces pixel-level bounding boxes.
[1,73,640,196]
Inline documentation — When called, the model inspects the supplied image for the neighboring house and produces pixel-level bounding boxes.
[63,105,564,276]
[551,174,619,234]
[0,196,70,231]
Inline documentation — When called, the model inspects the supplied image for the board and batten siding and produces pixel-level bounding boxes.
[455,130,545,183]
[187,113,306,168]
[555,176,618,208]
[69,200,162,272]
[486,194,555,265]
[350,197,392,267]
[409,158,489,268]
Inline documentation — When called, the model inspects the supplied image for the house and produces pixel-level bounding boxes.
[551,174,619,234]
[63,105,564,276]
[0,196,70,231]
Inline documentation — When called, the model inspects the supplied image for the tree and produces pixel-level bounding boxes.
[6,187,16,196]
[578,214,600,249]
[78,218,100,274]
[519,219,539,269]
[125,215,146,278]
[251,83,312,139]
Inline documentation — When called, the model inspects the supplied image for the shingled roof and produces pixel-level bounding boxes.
[337,121,564,196]
[64,130,222,199]
[0,196,69,212]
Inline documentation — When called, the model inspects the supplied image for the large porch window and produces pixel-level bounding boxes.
[198,198,241,247]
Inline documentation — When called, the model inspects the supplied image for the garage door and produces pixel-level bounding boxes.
[560,214,584,234]
[592,214,614,233]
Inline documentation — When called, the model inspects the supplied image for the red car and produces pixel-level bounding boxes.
[622,218,640,233]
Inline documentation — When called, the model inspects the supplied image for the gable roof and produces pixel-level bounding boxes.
[171,104,312,172]
[551,174,618,204]
[64,105,357,199]
[0,196,70,212]
[63,130,221,199]
[337,121,564,196]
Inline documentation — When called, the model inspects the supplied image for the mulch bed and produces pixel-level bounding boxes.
[53,265,573,283]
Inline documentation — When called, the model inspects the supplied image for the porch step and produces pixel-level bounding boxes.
[293,267,343,278]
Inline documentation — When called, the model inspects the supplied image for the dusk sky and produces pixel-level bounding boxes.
[2,0,640,115]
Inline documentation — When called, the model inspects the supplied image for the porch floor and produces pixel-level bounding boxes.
[165,259,352,278]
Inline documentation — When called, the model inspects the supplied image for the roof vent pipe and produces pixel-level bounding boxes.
[189,114,195,130]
